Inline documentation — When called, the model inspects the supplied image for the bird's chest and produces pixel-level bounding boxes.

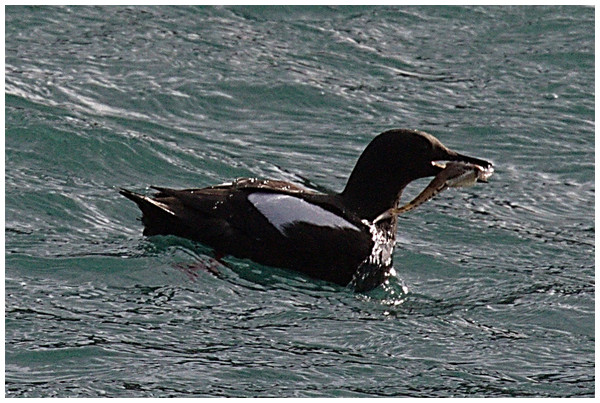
[349,218,398,292]
[364,219,397,267]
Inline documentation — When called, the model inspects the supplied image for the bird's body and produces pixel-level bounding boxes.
[121,129,492,291]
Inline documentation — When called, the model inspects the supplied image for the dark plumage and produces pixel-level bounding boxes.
[120,129,492,291]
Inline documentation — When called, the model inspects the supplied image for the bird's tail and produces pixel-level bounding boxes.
[119,188,178,236]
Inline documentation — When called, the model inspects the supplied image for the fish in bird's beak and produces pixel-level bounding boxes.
[431,147,494,184]
[432,160,494,184]
[374,147,494,223]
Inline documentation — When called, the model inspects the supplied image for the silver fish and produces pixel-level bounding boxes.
[374,161,493,223]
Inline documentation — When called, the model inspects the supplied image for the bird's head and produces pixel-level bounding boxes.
[341,129,493,219]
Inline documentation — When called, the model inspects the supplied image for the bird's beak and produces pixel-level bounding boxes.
[432,150,494,183]
[449,151,493,170]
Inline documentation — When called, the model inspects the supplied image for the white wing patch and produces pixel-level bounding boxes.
[248,193,360,235]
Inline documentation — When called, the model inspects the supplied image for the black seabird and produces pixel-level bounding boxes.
[120,129,492,291]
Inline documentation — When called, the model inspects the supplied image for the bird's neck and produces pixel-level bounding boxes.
[340,173,409,221]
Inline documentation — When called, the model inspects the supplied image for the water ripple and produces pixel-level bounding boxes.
[5,5,594,398]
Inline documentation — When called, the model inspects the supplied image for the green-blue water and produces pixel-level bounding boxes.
[5,6,594,397]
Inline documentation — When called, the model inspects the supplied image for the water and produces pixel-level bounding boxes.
[5,5,594,397]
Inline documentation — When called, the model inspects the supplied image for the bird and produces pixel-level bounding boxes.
[120,129,492,292]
